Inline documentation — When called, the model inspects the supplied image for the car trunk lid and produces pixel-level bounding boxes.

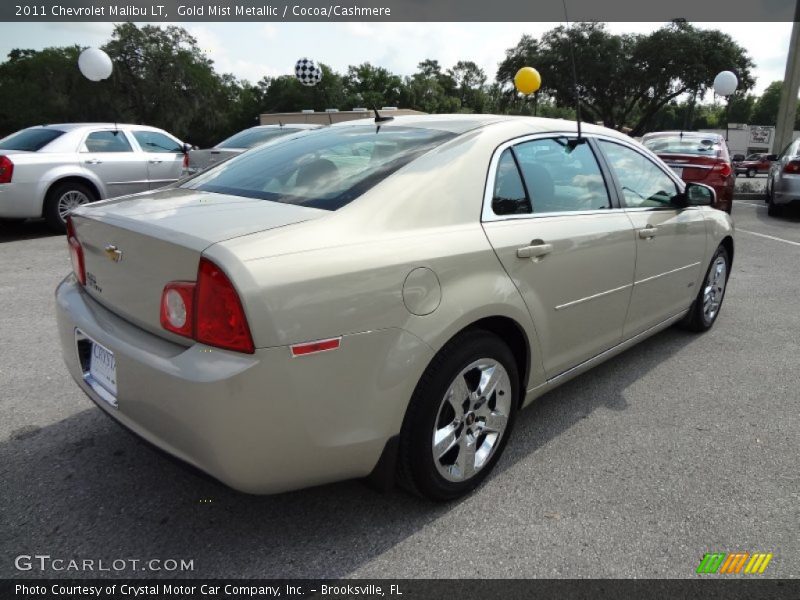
[656,153,724,182]
[70,188,325,341]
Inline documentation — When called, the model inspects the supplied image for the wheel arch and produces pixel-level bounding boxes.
[720,235,734,269]
[42,176,101,217]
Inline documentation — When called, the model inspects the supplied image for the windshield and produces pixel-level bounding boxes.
[182,126,456,211]
[217,127,303,149]
[643,136,724,157]
[0,128,65,152]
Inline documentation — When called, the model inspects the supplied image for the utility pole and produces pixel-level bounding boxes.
[773,2,800,155]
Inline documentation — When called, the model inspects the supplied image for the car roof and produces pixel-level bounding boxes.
[251,124,324,130]
[33,123,169,132]
[328,113,631,139]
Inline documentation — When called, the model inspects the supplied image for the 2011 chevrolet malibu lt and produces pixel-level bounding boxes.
[56,115,734,501]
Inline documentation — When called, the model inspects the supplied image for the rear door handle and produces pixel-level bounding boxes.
[517,240,553,259]
[149,159,163,164]
[85,159,102,165]
[639,226,658,239]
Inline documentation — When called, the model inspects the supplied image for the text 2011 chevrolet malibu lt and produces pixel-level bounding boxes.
[57,115,734,501]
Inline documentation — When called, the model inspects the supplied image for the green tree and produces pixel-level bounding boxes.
[448,61,488,112]
[750,81,782,126]
[343,62,403,108]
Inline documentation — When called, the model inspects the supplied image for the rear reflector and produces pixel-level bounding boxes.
[784,160,800,174]
[0,155,12,184]
[291,337,341,357]
[160,282,195,337]
[65,217,86,286]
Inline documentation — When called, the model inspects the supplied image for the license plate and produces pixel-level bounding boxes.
[88,339,117,402]
[670,167,684,178]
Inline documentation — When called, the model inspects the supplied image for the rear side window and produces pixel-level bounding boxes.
[0,128,65,152]
[133,131,182,153]
[182,126,456,211]
[492,149,530,215]
[83,131,132,153]
[217,128,302,149]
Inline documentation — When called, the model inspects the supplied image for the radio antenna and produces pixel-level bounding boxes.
[562,0,584,150]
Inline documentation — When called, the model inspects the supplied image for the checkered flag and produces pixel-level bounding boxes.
[294,57,323,87]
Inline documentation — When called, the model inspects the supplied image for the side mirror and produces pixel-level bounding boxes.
[182,142,194,154]
[682,182,715,207]
[766,154,778,161]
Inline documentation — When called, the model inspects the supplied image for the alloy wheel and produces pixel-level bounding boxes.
[57,190,90,221]
[702,255,727,322]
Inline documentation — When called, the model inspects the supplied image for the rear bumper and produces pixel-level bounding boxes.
[773,177,800,206]
[0,181,42,218]
[55,275,433,494]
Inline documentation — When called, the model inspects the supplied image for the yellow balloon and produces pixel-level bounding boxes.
[514,67,541,95]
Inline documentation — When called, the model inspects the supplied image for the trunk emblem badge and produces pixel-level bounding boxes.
[104,245,123,263]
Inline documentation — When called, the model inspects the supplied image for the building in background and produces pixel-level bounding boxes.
[700,124,800,157]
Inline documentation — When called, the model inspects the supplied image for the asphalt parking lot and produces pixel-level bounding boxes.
[1,200,798,580]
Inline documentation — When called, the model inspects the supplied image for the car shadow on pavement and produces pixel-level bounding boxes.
[0,327,695,579]
[0,219,60,242]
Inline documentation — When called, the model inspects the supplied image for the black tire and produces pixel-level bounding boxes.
[397,329,520,501]
[767,190,783,217]
[681,245,730,332]
[746,168,756,178]
[44,181,97,233]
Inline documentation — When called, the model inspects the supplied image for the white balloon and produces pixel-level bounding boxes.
[78,47,113,82]
[713,71,738,97]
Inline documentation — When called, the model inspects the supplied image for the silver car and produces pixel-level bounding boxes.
[0,123,189,232]
[56,115,734,501]
[185,124,324,175]
[766,137,800,216]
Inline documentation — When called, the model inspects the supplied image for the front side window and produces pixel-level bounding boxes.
[217,128,302,149]
[83,131,132,153]
[182,126,456,211]
[599,140,679,209]
[133,131,183,153]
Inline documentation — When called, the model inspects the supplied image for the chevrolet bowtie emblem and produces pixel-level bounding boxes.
[104,244,123,263]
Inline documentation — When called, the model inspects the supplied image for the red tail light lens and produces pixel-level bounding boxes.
[0,155,13,183]
[65,216,86,286]
[195,258,255,353]
[712,162,732,177]
[784,160,800,174]
[160,282,195,337]
[182,152,189,169]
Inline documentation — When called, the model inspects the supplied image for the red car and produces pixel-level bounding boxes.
[641,131,734,213]
[734,153,772,178]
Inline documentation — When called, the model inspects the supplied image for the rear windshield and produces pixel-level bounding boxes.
[217,127,303,149]
[182,126,456,211]
[643,136,724,157]
[0,128,65,152]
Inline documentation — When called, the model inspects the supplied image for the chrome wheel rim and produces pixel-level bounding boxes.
[58,190,90,221]
[432,358,512,483]
[702,255,727,322]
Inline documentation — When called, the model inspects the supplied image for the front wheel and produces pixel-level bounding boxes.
[44,181,97,233]
[681,245,730,332]
[397,330,519,501]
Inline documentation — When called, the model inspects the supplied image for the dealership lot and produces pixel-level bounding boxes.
[1,201,798,579]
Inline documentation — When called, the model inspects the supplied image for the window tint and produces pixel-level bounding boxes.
[217,128,302,149]
[492,149,530,215]
[0,128,65,152]
[513,138,611,213]
[599,141,679,209]
[133,130,182,153]
[182,126,456,211]
[83,131,132,153]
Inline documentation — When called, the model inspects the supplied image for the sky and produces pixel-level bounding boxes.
[0,21,794,97]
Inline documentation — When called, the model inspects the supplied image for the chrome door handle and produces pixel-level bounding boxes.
[149,159,163,164]
[639,226,658,239]
[517,240,553,259]
[85,159,102,165]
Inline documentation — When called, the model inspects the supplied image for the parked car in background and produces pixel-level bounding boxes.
[184,124,324,175]
[57,115,733,501]
[641,131,734,213]
[0,123,190,232]
[735,152,772,177]
[765,138,800,217]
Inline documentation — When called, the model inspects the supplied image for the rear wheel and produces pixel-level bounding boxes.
[397,330,519,501]
[44,181,97,233]
[681,245,730,332]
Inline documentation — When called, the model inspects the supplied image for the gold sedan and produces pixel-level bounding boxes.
[56,115,733,500]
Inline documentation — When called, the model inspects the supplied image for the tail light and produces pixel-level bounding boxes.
[182,152,189,170]
[0,155,13,183]
[784,160,800,174]
[160,258,255,354]
[711,162,732,177]
[65,216,86,286]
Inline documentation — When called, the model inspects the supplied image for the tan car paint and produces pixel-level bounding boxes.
[58,115,734,494]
